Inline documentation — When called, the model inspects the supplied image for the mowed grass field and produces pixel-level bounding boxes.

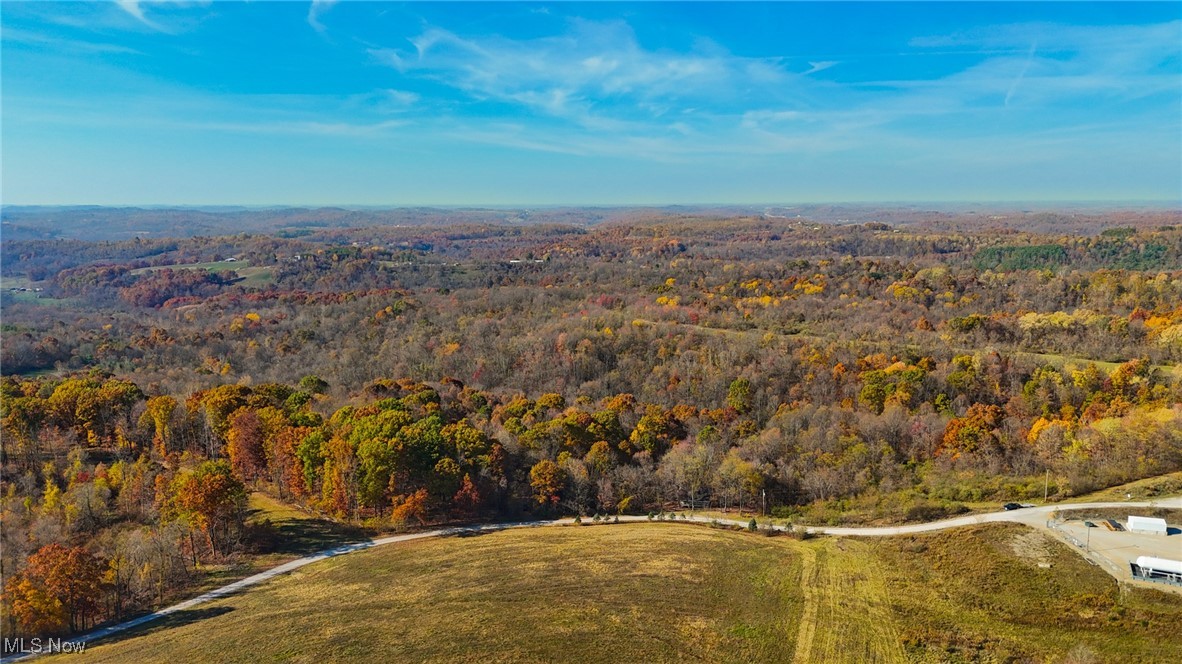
[129,260,275,286]
[51,523,1182,664]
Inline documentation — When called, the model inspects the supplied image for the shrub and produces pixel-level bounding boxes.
[770,506,801,519]
[903,500,968,522]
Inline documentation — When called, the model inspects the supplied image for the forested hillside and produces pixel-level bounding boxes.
[2,210,1181,641]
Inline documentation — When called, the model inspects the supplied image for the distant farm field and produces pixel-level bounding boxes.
[50,523,1182,664]
[129,259,275,285]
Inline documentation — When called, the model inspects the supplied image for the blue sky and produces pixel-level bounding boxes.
[2,1,1180,205]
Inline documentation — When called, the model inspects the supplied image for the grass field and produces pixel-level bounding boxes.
[129,260,275,286]
[0,275,78,307]
[1018,351,1181,381]
[129,260,245,274]
[51,522,1182,664]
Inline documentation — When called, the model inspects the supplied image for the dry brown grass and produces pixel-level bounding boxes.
[49,522,1182,664]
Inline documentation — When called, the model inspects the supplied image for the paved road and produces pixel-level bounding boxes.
[4,499,1178,661]
[800,497,1182,536]
[615,497,1182,536]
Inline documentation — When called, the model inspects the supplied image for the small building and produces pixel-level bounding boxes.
[1127,515,1168,535]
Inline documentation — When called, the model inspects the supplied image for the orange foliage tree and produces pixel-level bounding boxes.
[5,543,104,634]
[166,460,247,556]
[529,459,564,506]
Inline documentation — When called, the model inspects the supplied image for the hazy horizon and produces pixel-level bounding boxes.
[4,200,1181,211]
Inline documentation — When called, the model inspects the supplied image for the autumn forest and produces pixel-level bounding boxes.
[2,206,1181,641]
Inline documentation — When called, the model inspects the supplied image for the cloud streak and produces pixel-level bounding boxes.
[1,26,142,55]
[307,0,337,34]
[5,5,1178,205]
[364,17,1177,161]
[1005,43,1036,107]
[115,0,163,31]
[372,19,808,127]
[804,61,837,75]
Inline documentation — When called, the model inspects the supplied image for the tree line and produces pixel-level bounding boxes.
[3,353,1180,639]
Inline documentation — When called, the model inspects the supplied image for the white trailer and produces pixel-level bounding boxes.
[1127,515,1168,535]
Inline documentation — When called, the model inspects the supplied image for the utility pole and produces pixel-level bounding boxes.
[1044,469,1049,502]
[762,489,766,516]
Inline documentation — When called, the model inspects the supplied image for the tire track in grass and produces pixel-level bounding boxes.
[817,546,846,662]
[791,545,819,664]
[795,541,906,664]
[820,547,843,661]
[852,547,907,663]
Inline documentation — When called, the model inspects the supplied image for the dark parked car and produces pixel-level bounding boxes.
[1003,503,1023,511]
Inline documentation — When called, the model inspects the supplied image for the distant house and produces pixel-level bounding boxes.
[1127,515,1168,535]
[225,257,238,262]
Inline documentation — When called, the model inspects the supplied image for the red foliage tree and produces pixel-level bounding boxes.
[6,543,104,634]
[453,473,481,517]
[226,408,266,483]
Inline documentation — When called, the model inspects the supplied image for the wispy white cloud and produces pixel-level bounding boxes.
[338,88,420,116]
[380,89,420,107]
[115,0,208,33]
[1005,43,1036,107]
[1,26,142,55]
[373,19,807,127]
[11,87,413,139]
[115,0,157,28]
[11,8,1179,176]
[307,0,338,34]
[804,61,837,75]
[357,17,1180,166]
[192,118,408,138]
[906,21,1182,103]
[57,0,214,34]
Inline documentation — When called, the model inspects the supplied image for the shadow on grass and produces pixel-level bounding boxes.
[248,509,374,557]
[51,607,237,654]
[438,520,552,540]
[124,607,236,639]
[447,529,492,539]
